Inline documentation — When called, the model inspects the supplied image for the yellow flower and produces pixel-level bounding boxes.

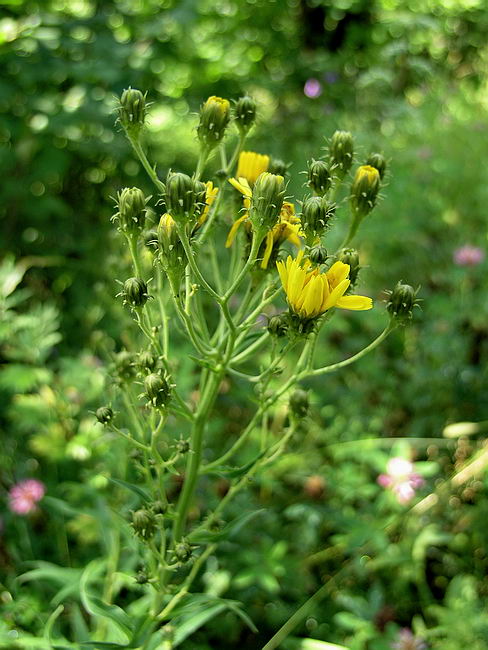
[236,151,270,184]
[197,181,219,226]
[260,202,302,269]
[277,250,373,319]
[226,178,302,263]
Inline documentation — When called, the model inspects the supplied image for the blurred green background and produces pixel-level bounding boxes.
[1,1,488,648]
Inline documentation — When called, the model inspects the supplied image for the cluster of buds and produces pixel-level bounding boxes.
[141,371,172,410]
[386,282,420,324]
[113,187,147,237]
[117,277,151,310]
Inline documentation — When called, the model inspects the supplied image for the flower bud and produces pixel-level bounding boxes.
[115,187,147,235]
[366,152,387,180]
[268,157,288,177]
[119,277,150,309]
[136,571,149,584]
[96,406,113,425]
[329,130,354,179]
[338,248,360,286]
[143,372,171,409]
[119,87,146,135]
[197,96,231,149]
[138,350,158,373]
[289,388,309,418]
[164,172,197,225]
[234,95,257,134]
[301,196,334,239]
[157,213,186,278]
[131,508,156,541]
[250,172,285,235]
[308,244,328,265]
[308,159,331,196]
[193,179,208,221]
[151,500,167,515]
[114,350,136,383]
[174,539,193,563]
[350,165,380,218]
[386,282,419,324]
[267,313,289,338]
[176,438,191,454]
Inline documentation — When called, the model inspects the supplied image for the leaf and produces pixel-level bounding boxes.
[172,603,227,647]
[284,639,350,650]
[205,450,266,479]
[190,509,265,543]
[80,560,133,639]
[107,477,151,502]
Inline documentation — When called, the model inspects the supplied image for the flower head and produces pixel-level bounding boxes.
[377,456,424,505]
[197,95,230,148]
[453,245,485,266]
[236,151,270,185]
[391,628,427,650]
[277,251,373,320]
[9,479,45,515]
[304,78,322,98]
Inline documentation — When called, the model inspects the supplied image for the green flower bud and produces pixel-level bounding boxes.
[119,277,150,308]
[350,165,381,218]
[138,350,158,373]
[308,244,328,265]
[114,350,136,383]
[157,213,186,279]
[289,388,309,418]
[131,508,156,541]
[234,95,257,134]
[176,438,191,454]
[164,172,196,225]
[308,159,331,196]
[366,152,387,180]
[197,96,231,149]
[301,196,334,239]
[329,130,354,179]
[174,539,193,563]
[193,179,207,220]
[143,372,171,409]
[250,172,285,235]
[386,282,419,324]
[96,406,113,425]
[268,157,288,177]
[338,248,360,286]
[267,313,289,338]
[135,570,149,584]
[119,87,146,135]
[151,500,167,515]
[115,187,147,235]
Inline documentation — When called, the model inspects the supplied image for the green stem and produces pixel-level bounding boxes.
[128,135,166,193]
[260,579,335,650]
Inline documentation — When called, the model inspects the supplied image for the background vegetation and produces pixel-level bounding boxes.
[1,0,488,648]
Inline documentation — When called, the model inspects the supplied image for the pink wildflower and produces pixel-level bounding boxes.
[391,627,427,650]
[377,457,424,505]
[304,78,322,98]
[8,479,45,515]
[453,245,485,266]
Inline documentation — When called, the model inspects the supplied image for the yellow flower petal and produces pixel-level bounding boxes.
[228,177,252,199]
[225,213,249,247]
[323,278,350,310]
[336,295,373,310]
[261,231,275,269]
[326,261,350,289]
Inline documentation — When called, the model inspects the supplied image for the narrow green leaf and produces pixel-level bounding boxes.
[107,477,151,502]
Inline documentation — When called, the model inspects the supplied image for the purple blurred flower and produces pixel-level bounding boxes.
[304,78,322,98]
[377,457,424,505]
[453,245,485,267]
[8,479,45,515]
[391,628,427,650]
